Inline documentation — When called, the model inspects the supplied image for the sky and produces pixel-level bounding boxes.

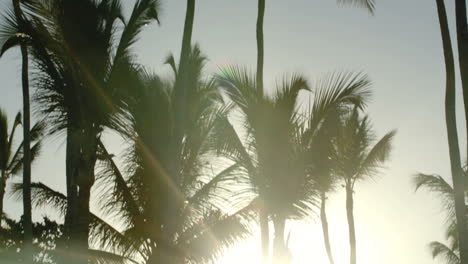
[0,0,464,264]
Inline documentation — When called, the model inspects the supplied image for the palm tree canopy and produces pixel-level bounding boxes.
[413,171,468,263]
[216,68,373,220]
[333,107,395,188]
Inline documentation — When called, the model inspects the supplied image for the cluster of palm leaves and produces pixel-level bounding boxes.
[0,0,397,264]
[414,171,468,264]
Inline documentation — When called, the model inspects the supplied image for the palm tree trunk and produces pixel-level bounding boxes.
[272,214,286,264]
[20,43,33,264]
[260,203,270,263]
[346,184,356,264]
[442,1,468,263]
[257,1,268,259]
[73,128,98,264]
[320,193,335,264]
[256,0,265,96]
[165,1,196,262]
[64,125,79,262]
[12,1,33,261]
[456,0,468,159]
[0,175,6,218]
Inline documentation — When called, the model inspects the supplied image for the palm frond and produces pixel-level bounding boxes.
[309,71,371,133]
[429,241,460,264]
[181,209,253,264]
[356,129,396,181]
[88,248,138,264]
[10,182,67,216]
[95,140,142,228]
[413,173,455,222]
[337,0,375,14]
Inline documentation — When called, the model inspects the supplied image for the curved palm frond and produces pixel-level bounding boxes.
[413,173,456,222]
[337,0,375,14]
[11,182,67,216]
[429,241,460,264]
[356,129,395,182]
[309,71,372,133]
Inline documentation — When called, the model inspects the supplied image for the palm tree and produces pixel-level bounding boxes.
[305,107,342,264]
[16,46,254,264]
[0,0,35,259]
[253,0,373,259]
[2,0,160,261]
[413,172,468,264]
[333,107,395,264]
[170,0,197,257]
[0,109,43,220]
[216,69,372,263]
[435,0,468,263]
[450,0,468,261]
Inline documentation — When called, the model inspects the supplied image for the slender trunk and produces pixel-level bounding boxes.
[456,0,468,160]
[166,1,196,262]
[442,1,468,263]
[173,0,195,186]
[21,43,33,264]
[346,184,356,264]
[0,176,6,219]
[272,215,287,264]
[64,125,79,260]
[260,204,270,264]
[73,127,98,264]
[12,0,33,261]
[320,193,335,264]
[256,0,265,96]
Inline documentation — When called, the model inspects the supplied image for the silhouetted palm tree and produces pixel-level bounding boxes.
[17,46,254,264]
[333,107,395,264]
[255,0,268,259]
[4,0,160,261]
[216,69,372,263]
[413,172,468,264]
[449,0,468,261]
[0,109,43,220]
[434,0,467,263]
[304,107,341,264]
[253,0,373,261]
[0,0,35,259]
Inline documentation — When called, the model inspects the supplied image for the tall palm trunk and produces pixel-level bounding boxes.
[456,0,468,159]
[165,1,196,262]
[256,1,269,262]
[260,205,270,264]
[272,215,286,264]
[64,125,79,263]
[173,0,195,188]
[20,43,33,264]
[75,127,98,263]
[345,184,356,264]
[320,193,335,264]
[256,0,265,96]
[441,1,468,263]
[0,172,5,218]
[12,0,33,261]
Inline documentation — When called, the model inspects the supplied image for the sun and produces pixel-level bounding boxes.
[218,218,377,264]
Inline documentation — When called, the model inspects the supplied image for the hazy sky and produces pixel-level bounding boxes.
[0,0,464,264]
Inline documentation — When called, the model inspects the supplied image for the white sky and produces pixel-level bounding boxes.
[0,0,464,263]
